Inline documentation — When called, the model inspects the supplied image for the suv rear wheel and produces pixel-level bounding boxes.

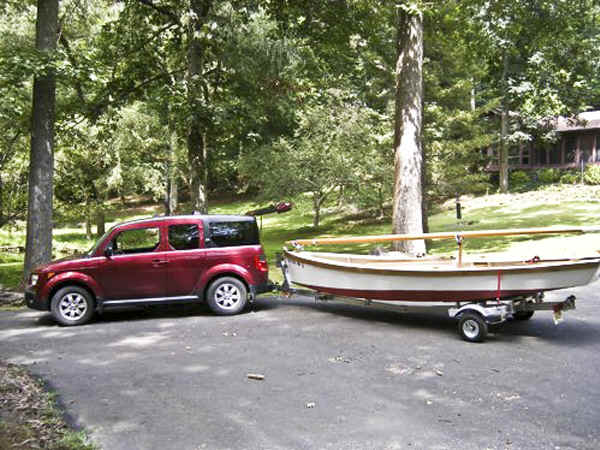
[50,286,95,326]
[206,277,247,315]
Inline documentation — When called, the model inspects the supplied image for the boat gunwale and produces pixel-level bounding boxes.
[283,250,600,277]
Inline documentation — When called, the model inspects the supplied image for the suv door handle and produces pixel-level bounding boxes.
[152,259,168,266]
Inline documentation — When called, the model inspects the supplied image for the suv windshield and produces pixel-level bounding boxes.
[86,226,117,256]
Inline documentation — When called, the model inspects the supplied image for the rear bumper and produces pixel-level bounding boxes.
[25,288,49,311]
[249,282,275,299]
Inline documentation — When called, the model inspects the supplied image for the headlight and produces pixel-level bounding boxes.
[30,273,39,286]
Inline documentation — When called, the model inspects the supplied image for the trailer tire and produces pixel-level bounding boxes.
[458,312,487,343]
[513,310,534,320]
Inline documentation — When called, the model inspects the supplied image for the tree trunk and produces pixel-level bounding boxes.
[85,199,92,239]
[378,185,384,219]
[186,0,212,214]
[165,129,178,215]
[312,192,322,228]
[499,52,509,193]
[470,78,476,112]
[188,130,208,213]
[391,7,426,255]
[24,0,58,280]
[95,206,105,237]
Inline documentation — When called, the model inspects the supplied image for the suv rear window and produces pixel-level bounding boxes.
[206,221,259,248]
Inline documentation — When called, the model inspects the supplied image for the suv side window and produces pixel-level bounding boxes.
[206,221,259,248]
[168,224,199,250]
[113,227,160,254]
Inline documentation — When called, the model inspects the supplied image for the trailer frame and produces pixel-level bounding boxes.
[276,257,577,342]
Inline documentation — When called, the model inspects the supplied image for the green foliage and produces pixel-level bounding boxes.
[422,4,497,200]
[535,168,561,184]
[240,89,390,226]
[2,0,600,234]
[583,164,600,185]
[560,170,580,185]
[0,2,34,228]
[426,103,495,199]
[509,170,531,192]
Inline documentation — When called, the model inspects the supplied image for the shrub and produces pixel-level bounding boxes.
[560,170,579,185]
[583,165,600,185]
[536,168,561,184]
[509,170,531,191]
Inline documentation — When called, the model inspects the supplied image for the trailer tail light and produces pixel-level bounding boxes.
[255,253,268,272]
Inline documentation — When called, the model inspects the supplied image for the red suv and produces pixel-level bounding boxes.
[25,215,270,326]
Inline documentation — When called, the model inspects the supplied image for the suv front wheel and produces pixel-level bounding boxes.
[206,277,247,315]
[50,286,95,326]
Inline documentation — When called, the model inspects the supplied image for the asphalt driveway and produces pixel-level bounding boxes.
[2,283,600,450]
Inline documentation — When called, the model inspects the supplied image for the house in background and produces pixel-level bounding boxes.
[488,111,600,170]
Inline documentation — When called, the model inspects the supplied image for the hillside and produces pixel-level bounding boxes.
[2,184,600,293]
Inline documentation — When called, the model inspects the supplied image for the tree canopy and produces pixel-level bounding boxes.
[2,0,600,262]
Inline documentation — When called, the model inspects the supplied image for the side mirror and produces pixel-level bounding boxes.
[104,245,113,258]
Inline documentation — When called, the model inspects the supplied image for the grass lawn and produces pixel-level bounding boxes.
[2,185,600,291]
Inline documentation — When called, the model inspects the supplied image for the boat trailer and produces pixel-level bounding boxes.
[275,257,577,343]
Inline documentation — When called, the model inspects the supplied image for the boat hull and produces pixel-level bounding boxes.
[283,251,600,302]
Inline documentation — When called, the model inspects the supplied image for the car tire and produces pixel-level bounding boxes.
[206,277,247,315]
[50,286,95,326]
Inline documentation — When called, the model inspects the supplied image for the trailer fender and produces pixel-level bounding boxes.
[448,303,511,324]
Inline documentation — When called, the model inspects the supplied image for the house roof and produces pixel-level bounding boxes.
[556,111,600,132]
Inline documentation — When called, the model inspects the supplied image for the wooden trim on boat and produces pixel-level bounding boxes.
[286,226,600,247]
[283,250,600,277]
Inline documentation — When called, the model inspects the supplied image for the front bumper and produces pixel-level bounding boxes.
[25,287,49,311]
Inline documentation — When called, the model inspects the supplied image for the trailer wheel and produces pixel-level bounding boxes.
[513,310,534,320]
[458,312,487,343]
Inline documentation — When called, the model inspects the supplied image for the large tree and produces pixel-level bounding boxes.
[392,3,426,255]
[24,0,59,279]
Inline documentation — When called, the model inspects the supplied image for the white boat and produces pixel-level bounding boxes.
[282,250,600,302]
[282,226,600,303]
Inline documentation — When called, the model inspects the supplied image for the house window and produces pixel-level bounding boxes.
[508,147,521,166]
[581,134,594,163]
[520,143,530,165]
[534,147,547,165]
[565,135,577,163]
[549,143,561,164]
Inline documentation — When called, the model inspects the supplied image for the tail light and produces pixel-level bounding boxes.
[254,253,268,272]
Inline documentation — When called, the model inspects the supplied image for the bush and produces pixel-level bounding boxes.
[536,168,561,184]
[560,170,579,185]
[583,165,600,185]
[509,170,531,191]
